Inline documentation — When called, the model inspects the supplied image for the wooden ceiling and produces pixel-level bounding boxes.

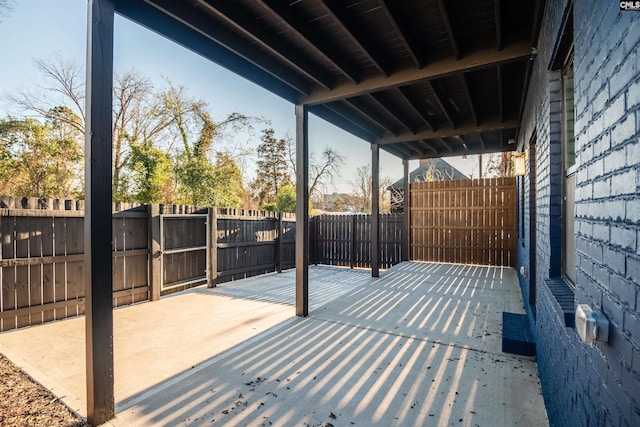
[114,0,544,159]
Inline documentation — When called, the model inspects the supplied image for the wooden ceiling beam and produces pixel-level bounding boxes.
[369,93,418,134]
[320,0,390,76]
[436,0,460,59]
[115,0,304,100]
[416,139,438,154]
[494,0,502,50]
[397,87,435,131]
[478,133,486,150]
[258,0,360,83]
[301,41,531,105]
[428,80,455,128]
[461,73,478,126]
[518,58,533,123]
[331,100,386,138]
[378,0,422,68]
[497,64,504,122]
[390,143,416,158]
[404,143,425,157]
[438,137,454,153]
[381,144,409,159]
[345,98,398,136]
[309,105,376,142]
[405,142,512,160]
[196,0,334,90]
[377,118,519,144]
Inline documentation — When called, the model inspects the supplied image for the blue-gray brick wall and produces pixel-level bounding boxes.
[515,1,640,425]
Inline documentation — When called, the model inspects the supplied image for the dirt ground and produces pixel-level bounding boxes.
[0,353,87,427]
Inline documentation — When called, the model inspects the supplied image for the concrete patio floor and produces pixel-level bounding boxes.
[0,262,548,426]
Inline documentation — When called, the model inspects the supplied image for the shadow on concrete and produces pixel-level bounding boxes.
[114,262,548,427]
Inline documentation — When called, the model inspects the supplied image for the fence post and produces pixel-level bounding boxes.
[149,204,161,301]
[276,212,283,273]
[208,207,218,288]
[350,215,356,269]
[402,159,410,262]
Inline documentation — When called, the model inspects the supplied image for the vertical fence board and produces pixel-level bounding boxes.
[1,214,16,330]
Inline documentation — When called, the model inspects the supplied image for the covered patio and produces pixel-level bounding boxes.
[0,262,547,425]
[78,0,545,423]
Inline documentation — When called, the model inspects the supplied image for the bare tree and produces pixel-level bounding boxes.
[0,0,14,19]
[6,57,179,200]
[8,56,86,133]
[4,56,258,204]
[348,164,392,213]
[484,152,514,178]
[309,148,344,203]
[285,138,345,203]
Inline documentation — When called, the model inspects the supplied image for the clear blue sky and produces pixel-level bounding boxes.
[0,1,482,193]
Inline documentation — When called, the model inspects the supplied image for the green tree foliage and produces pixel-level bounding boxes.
[129,140,174,203]
[161,82,253,207]
[274,185,296,213]
[210,152,244,208]
[174,153,216,206]
[332,196,345,212]
[253,128,292,207]
[0,113,82,198]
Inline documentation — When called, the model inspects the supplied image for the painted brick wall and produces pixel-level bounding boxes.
[516,0,640,425]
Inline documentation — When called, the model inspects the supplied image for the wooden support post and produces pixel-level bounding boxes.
[350,214,356,269]
[402,159,410,261]
[371,144,380,277]
[295,104,309,317]
[208,207,218,287]
[149,204,161,300]
[276,212,283,273]
[85,0,115,424]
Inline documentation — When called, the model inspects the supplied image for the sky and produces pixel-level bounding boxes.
[0,1,483,194]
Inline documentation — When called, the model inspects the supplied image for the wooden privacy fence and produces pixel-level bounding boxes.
[310,214,403,270]
[0,198,149,332]
[214,209,296,283]
[2,177,518,332]
[409,177,516,267]
[0,197,297,331]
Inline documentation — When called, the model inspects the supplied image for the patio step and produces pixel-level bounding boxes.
[502,312,536,356]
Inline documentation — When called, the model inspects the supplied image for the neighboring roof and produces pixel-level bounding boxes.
[114,0,544,161]
[389,158,468,189]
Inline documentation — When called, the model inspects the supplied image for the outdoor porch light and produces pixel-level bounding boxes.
[514,152,526,176]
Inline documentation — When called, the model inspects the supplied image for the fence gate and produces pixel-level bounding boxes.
[160,213,209,291]
[410,177,516,267]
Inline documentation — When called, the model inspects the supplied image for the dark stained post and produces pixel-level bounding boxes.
[295,104,309,316]
[208,207,218,287]
[371,144,380,277]
[149,204,162,300]
[276,211,283,273]
[402,158,410,261]
[85,0,115,424]
[350,214,356,269]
